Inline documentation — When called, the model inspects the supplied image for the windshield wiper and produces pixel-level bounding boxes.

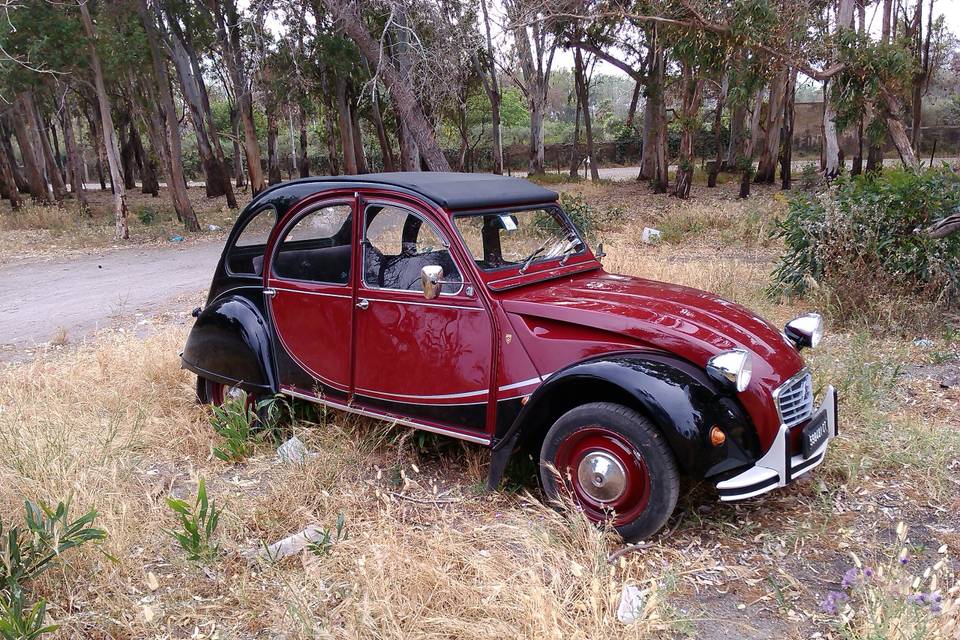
[518,243,547,273]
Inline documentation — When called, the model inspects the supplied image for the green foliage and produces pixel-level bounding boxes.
[306,513,348,558]
[0,587,57,640]
[163,479,223,562]
[210,393,289,462]
[135,207,157,225]
[557,192,611,239]
[0,501,105,640]
[771,167,960,327]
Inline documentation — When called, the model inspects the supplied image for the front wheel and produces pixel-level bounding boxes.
[539,402,679,542]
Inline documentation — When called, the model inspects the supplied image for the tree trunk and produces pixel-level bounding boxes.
[369,89,394,172]
[61,93,88,207]
[350,102,368,174]
[399,122,419,171]
[82,102,108,191]
[267,107,281,185]
[12,95,50,203]
[0,136,22,210]
[755,67,789,183]
[708,75,727,188]
[477,0,503,174]
[625,79,642,130]
[673,67,704,200]
[80,1,128,239]
[569,94,581,178]
[1,119,29,195]
[136,0,199,231]
[506,4,554,176]
[26,94,68,202]
[638,41,665,186]
[726,104,746,170]
[298,103,309,177]
[738,91,764,199]
[319,97,340,176]
[334,77,357,175]
[880,88,919,169]
[229,105,245,187]
[780,68,797,190]
[823,0,855,179]
[574,48,600,182]
[325,0,449,171]
[120,117,138,190]
[209,0,265,194]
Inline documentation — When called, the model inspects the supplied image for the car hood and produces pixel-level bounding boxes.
[500,271,805,383]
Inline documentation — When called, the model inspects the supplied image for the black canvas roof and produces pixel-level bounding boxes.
[280,172,559,211]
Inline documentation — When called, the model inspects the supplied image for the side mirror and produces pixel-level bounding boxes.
[595,241,607,261]
[421,265,444,299]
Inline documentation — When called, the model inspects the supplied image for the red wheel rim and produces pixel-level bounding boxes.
[553,427,651,525]
[208,381,250,409]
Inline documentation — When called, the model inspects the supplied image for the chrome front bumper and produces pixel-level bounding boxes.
[716,385,838,501]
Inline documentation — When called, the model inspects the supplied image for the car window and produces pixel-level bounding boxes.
[363,204,462,294]
[454,208,584,271]
[272,204,352,284]
[235,206,277,247]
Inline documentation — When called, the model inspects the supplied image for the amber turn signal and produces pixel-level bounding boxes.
[709,426,726,447]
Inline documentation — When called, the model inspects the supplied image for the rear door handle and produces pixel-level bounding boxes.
[264,287,277,298]
[356,298,369,310]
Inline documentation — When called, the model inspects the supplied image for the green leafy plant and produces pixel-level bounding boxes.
[0,587,57,640]
[135,206,157,225]
[210,393,288,462]
[0,501,106,639]
[306,513,348,558]
[163,479,223,561]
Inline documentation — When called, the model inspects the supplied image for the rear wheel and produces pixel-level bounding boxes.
[539,402,679,542]
[195,376,272,426]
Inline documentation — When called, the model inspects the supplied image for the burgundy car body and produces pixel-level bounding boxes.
[182,172,837,513]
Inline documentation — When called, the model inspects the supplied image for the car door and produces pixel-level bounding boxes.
[352,198,493,438]
[265,196,356,399]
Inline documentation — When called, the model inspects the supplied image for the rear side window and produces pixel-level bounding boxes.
[272,204,353,284]
[227,206,277,275]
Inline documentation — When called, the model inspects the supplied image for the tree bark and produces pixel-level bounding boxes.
[780,68,797,189]
[0,133,22,210]
[80,1,128,239]
[229,105,245,187]
[369,89,394,172]
[12,95,50,203]
[738,91,764,199]
[574,48,600,182]
[319,83,340,176]
[879,88,919,169]
[208,0,265,194]
[26,94,68,202]
[822,0,855,179]
[625,79,642,131]
[569,94,581,178]
[755,66,789,183]
[477,0,503,174]
[1,119,29,195]
[350,102,368,174]
[61,93,88,207]
[120,116,138,190]
[324,0,449,171]
[708,75,727,188]
[297,103,309,177]
[673,67,704,199]
[334,77,357,175]
[266,106,281,185]
[136,0,199,231]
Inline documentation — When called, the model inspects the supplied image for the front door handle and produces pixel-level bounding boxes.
[356,298,369,310]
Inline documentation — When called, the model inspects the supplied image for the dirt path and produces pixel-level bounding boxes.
[0,239,223,363]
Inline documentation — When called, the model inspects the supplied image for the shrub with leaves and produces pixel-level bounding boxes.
[0,501,106,638]
[820,522,959,639]
[163,479,223,562]
[556,192,607,240]
[771,167,960,328]
[210,393,287,462]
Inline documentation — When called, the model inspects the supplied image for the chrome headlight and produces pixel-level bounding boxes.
[706,348,753,392]
[785,312,823,350]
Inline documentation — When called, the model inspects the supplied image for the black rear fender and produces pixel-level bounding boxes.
[181,296,275,395]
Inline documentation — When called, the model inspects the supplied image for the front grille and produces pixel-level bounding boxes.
[775,370,814,428]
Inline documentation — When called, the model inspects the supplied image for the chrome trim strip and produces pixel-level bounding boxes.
[353,386,488,401]
[272,287,352,300]
[280,388,491,445]
[360,297,483,312]
[497,375,544,392]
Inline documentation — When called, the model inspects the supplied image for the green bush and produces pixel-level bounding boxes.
[771,167,960,329]
[557,192,608,239]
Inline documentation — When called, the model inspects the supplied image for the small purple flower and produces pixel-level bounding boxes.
[907,593,925,606]
[841,568,858,589]
[863,567,874,579]
[821,590,847,614]
[899,554,910,565]
[931,603,942,614]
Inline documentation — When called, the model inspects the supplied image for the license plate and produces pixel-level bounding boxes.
[802,408,829,458]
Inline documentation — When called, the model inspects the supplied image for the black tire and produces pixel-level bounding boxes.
[539,402,679,542]
[195,376,272,428]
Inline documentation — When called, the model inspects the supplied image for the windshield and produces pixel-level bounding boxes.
[454,207,586,272]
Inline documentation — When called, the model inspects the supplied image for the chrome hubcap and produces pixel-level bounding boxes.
[224,386,245,402]
[576,450,627,503]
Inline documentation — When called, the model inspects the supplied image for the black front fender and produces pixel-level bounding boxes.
[492,352,761,486]
[181,295,275,394]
